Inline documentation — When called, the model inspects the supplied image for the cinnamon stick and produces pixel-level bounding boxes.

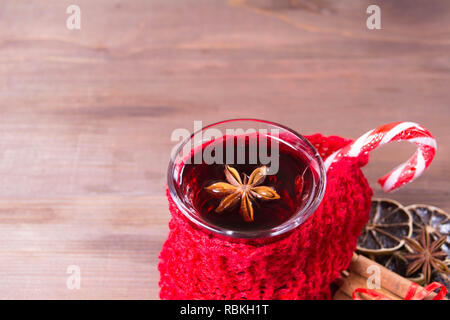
[337,266,400,300]
[333,290,351,300]
[349,253,417,299]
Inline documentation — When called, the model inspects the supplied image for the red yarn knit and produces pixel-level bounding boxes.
[159,134,373,300]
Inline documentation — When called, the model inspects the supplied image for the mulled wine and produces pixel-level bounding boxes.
[178,134,317,232]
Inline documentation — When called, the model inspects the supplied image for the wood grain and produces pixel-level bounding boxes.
[0,0,449,299]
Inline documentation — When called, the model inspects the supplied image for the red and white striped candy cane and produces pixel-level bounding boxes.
[324,122,436,192]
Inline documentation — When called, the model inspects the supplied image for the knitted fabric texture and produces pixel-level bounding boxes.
[159,134,373,300]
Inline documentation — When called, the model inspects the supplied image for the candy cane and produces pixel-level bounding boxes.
[324,122,436,192]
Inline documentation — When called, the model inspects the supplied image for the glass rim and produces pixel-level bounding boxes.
[167,119,327,239]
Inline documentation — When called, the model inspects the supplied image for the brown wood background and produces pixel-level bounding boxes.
[0,0,449,299]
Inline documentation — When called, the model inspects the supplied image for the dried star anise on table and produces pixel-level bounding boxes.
[406,204,450,256]
[404,229,450,285]
[205,165,280,222]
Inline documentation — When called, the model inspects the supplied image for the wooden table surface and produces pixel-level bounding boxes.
[0,0,449,299]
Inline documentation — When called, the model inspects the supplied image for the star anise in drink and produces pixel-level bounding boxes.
[205,165,280,222]
[404,229,449,285]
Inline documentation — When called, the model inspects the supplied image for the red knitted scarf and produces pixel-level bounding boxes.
[159,133,373,299]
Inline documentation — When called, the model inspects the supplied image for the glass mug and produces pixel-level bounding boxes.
[168,119,327,239]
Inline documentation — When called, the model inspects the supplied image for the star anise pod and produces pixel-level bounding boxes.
[403,229,449,285]
[205,165,280,222]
